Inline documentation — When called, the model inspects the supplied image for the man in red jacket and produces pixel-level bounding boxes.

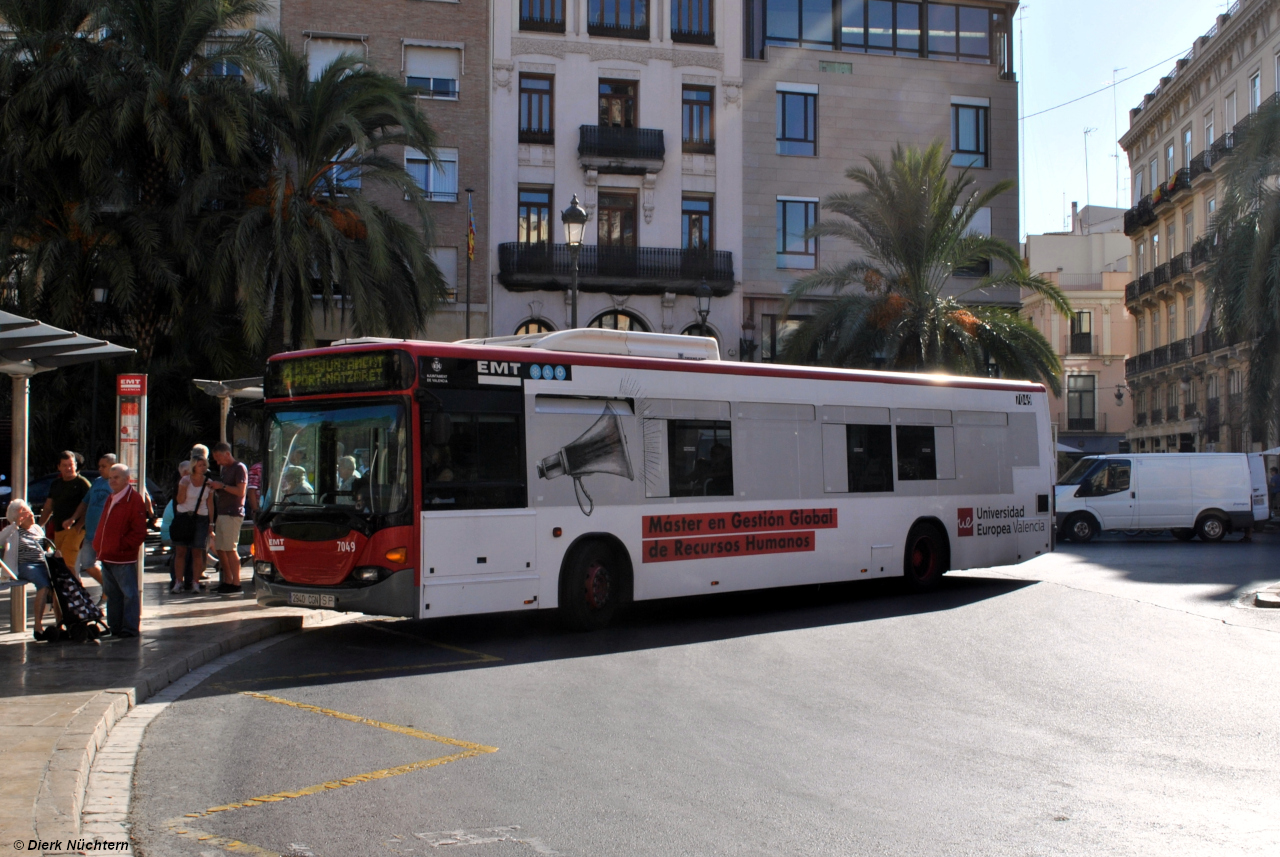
[93,464,148,639]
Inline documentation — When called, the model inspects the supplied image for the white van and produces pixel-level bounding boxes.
[1056,453,1270,542]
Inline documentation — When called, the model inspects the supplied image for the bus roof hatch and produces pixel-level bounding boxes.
[455,329,720,361]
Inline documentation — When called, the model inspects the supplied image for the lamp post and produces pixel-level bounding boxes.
[561,194,588,328]
[694,277,712,336]
[464,187,475,338]
[739,313,757,362]
[90,285,108,457]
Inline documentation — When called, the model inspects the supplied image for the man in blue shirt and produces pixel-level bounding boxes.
[65,453,116,586]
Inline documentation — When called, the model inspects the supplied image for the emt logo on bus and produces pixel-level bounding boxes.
[641,508,837,563]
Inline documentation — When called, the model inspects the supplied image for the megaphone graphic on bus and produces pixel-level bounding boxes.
[537,403,634,515]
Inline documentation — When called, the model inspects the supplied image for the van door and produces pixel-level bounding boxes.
[1248,454,1270,521]
[1134,458,1192,528]
[1081,458,1134,530]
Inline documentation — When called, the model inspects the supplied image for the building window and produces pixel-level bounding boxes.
[1148,157,1158,191]
[927,4,991,60]
[1249,73,1261,114]
[951,103,988,167]
[682,85,714,153]
[1133,169,1144,204]
[846,425,894,492]
[1184,208,1194,244]
[776,87,817,156]
[1136,241,1145,276]
[598,191,638,249]
[599,80,637,128]
[1206,372,1219,401]
[328,149,361,194]
[760,314,804,362]
[517,187,553,244]
[1167,383,1178,414]
[519,74,554,144]
[429,247,458,301]
[515,318,555,335]
[1067,375,1096,431]
[766,0,834,50]
[1185,292,1195,339]
[521,0,565,31]
[405,46,461,100]
[207,57,243,79]
[1229,368,1243,395]
[1167,302,1177,344]
[306,38,363,81]
[766,0,993,58]
[1225,92,1237,129]
[672,0,714,42]
[406,147,457,202]
[1136,316,1145,353]
[1070,311,1092,354]
[589,310,649,331]
[588,0,650,39]
[777,197,818,269]
[1151,232,1159,265]
[682,195,714,251]
[667,420,733,497]
[1151,306,1160,348]
[1205,110,1215,146]
[1164,143,1174,182]
[1182,127,1192,168]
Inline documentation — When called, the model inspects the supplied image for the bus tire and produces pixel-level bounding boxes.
[1065,513,1098,543]
[1195,513,1228,543]
[559,540,628,631]
[903,521,948,592]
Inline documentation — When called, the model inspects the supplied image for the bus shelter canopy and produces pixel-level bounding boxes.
[0,309,134,498]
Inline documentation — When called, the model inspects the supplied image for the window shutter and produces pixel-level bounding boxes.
[404,46,460,81]
[307,39,361,80]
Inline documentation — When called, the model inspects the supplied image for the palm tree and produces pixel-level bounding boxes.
[780,143,1071,395]
[1207,98,1280,441]
[208,31,448,354]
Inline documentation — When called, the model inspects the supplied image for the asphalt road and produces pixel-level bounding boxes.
[130,533,1280,857]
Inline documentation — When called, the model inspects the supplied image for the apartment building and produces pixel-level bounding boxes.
[275,0,491,343]
[740,1,1020,361]
[1024,205,1133,456]
[489,0,744,349]
[1120,0,1280,453]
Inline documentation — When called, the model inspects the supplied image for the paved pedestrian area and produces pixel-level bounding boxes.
[0,557,336,850]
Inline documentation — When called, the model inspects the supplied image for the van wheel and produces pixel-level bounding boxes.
[1196,514,1228,542]
[1171,528,1195,542]
[903,522,948,592]
[1066,514,1098,543]
[559,541,627,631]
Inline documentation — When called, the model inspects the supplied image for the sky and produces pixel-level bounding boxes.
[1017,0,1236,238]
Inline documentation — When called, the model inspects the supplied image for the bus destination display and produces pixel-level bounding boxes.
[267,350,415,398]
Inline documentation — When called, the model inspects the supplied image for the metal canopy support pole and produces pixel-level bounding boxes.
[9,374,28,633]
[219,396,231,445]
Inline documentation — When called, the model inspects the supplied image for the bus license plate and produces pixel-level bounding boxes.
[289,592,335,608]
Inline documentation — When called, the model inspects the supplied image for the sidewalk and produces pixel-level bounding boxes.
[0,554,341,850]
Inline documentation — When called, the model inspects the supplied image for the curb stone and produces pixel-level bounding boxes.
[32,609,340,853]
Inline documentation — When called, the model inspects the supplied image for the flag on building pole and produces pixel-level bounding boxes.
[467,195,476,262]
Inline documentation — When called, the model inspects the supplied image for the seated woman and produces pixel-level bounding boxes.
[1,499,63,641]
[281,465,315,504]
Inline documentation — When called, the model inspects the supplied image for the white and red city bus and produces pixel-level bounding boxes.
[253,329,1054,629]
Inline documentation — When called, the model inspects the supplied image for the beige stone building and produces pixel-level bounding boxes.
[1119,0,1280,453]
[740,1,1021,361]
[1024,205,1133,456]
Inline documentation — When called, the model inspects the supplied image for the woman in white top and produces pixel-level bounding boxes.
[171,456,215,593]
[1,498,62,640]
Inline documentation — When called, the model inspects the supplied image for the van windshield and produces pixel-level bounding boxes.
[1058,457,1101,486]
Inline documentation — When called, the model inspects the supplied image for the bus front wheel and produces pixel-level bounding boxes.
[560,540,627,631]
[903,521,948,592]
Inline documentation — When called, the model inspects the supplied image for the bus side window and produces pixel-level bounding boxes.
[897,426,937,481]
[668,420,733,497]
[847,425,894,492]
[423,409,526,509]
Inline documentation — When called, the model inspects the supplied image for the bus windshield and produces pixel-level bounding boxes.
[266,401,410,515]
[1057,457,1101,486]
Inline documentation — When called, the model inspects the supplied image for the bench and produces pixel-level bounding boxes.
[1,578,28,633]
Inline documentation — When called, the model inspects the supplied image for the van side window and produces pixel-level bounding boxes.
[847,425,893,492]
[1082,460,1130,497]
[668,420,733,497]
[896,426,937,481]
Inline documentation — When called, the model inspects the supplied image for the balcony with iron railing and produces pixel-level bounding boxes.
[1063,332,1097,356]
[1166,405,1180,422]
[497,242,734,295]
[1151,344,1171,369]
[1153,262,1170,286]
[1122,195,1157,236]
[1183,403,1198,420]
[1189,150,1210,180]
[1205,397,1220,429]
[1125,280,1138,303]
[1061,412,1106,433]
[1210,132,1234,161]
[1190,237,1212,268]
[1138,272,1154,295]
[1150,407,1164,425]
[578,125,665,173]
[1135,411,1148,426]
[1169,252,1191,278]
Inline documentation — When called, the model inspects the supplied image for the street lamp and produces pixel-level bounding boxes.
[561,195,588,328]
[739,314,757,362]
[693,278,712,336]
[90,285,108,458]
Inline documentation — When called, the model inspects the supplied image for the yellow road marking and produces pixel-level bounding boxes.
[207,637,502,689]
[163,819,283,856]
[240,691,499,752]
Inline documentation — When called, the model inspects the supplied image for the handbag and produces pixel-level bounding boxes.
[170,479,208,542]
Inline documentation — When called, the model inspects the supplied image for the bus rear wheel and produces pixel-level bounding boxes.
[560,541,627,631]
[903,522,948,592]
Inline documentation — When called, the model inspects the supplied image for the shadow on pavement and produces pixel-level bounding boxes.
[1055,530,1280,601]
[192,573,1037,697]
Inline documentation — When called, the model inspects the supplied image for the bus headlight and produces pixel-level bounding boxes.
[353,566,391,584]
[253,561,275,581]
